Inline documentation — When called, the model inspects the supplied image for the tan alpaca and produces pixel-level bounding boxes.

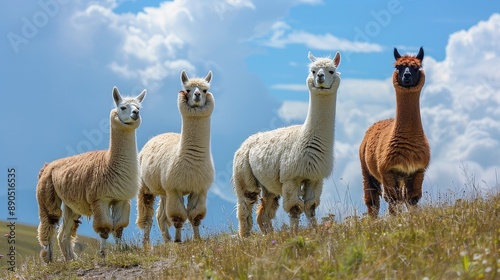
[234,51,341,237]
[137,70,214,245]
[36,87,146,262]
[359,47,430,218]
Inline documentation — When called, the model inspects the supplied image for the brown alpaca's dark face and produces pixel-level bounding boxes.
[396,65,421,87]
[394,47,424,88]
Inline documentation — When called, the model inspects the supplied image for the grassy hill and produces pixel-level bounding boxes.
[0,221,99,270]
[2,191,500,279]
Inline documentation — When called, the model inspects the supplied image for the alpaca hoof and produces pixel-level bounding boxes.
[99,250,106,258]
[40,248,51,263]
[289,205,302,218]
[114,228,124,239]
[98,229,110,240]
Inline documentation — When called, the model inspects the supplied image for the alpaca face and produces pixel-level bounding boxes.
[181,70,212,107]
[394,47,424,88]
[112,87,146,125]
[307,51,341,91]
[395,65,420,87]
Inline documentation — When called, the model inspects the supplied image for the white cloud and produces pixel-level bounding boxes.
[271,83,307,91]
[224,0,256,9]
[260,21,383,52]
[278,101,308,122]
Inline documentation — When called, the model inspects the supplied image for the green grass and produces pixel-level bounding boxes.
[2,191,500,279]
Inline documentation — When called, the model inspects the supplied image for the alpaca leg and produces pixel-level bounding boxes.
[111,200,131,249]
[361,165,382,218]
[303,180,322,228]
[406,170,425,209]
[236,189,259,238]
[92,200,112,257]
[57,205,79,261]
[166,192,187,242]
[136,185,155,247]
[382,171,400,216]
[282,180,304,234]
[38,215,60,263]
[234,173,260,237]
[187,191,208,240]
[36,178,62,263]
[156,195,172,243]
[256,187,279,234]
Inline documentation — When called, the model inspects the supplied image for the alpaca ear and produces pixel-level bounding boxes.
[180,70,189,84]
[308,51,317,62]
[416,47,424,61]
[394,47,401,60]
[112,86,122,106]
[333,52,341,68]
[205,71,212,83]
[136,89,147,103]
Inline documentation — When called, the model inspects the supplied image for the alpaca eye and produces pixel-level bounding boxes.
[329,71,334,74]
[120,106,127,111]
[203,90,207,93]
[312,71,316,74]
[186,89,191,93]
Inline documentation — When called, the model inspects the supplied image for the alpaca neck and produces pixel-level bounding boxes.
[392,70,426,135]
[302,91,337,141]
[179,116,211,155]
[393,89,424,135]
[108,126,138,167]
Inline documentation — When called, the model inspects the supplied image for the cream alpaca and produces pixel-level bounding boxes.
[137,70,214,244]
[36,87,146,262]
[359,47,430,218]
[233,51,341,237]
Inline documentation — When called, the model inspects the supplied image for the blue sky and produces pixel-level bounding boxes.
[1,0,500,242]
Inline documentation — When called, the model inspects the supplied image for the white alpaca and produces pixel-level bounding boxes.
[36,87,146,262]
[137,70,215,244]
[234,51,341,237]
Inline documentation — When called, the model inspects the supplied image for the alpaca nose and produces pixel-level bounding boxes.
[131,110,139,120]
[317,73,325,83]
[403,68,411,78]
[194,92,201,102]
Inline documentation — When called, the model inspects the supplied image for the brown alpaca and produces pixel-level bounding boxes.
[359,47,430,218]
[36,87,146,262]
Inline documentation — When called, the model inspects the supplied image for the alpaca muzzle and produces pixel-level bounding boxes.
[131,111,140,121]
[194,93,201,103]
[317,73,325,84]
